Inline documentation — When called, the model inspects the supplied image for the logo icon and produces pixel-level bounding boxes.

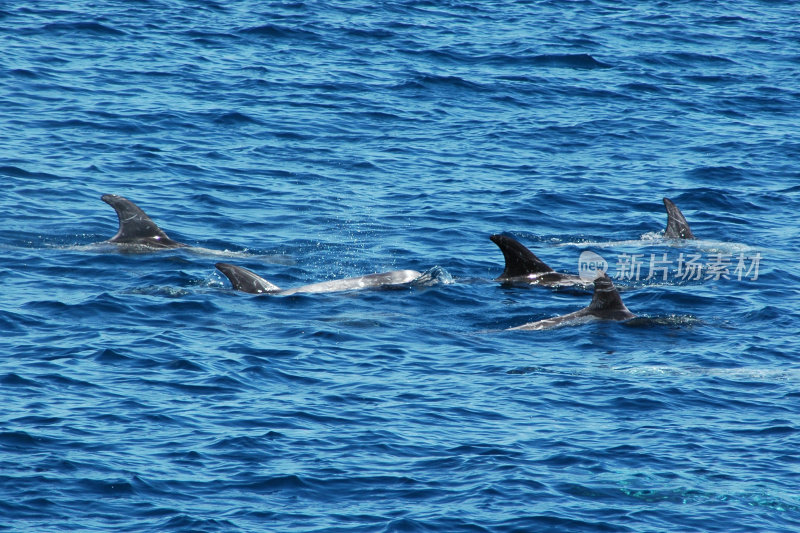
[578,251,608,281]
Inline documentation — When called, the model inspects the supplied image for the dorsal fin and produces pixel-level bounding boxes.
[587,273,634,319]
[663,197,695,239]
[490,234,554,279]
[102,194,184,248]
[215,263,281,294]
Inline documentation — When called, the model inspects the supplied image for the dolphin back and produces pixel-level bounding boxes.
[215,263,282,294]
[490,234,554,279]
[279,269,421,295]
[663,197,695,239]
[508,272,635,330]
[102,194,185,248]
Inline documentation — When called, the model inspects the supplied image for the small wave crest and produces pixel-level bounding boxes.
[42,21,126,36]
[239,23,320,41]
[515,52,611,69]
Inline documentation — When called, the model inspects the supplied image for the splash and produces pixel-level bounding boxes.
[412,266,455,287]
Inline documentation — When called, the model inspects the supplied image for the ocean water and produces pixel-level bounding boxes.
[2,1,800,531]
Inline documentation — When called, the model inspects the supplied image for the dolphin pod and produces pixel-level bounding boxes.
[490,198,695,288]
[99,194,701,328]
[101,194,422,295]
[491,197,695,328]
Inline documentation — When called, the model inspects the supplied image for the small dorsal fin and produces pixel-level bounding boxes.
[215,263,281,294]
[663,197,695,239]
[586,273,634,319]
[490,234,554,279]
[102,194,184,248]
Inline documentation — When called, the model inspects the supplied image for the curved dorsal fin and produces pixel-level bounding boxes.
[215,263,282,294]
[587,273,625,311]
[663,197,695,239]
[490,234,554,279]
[586,273,635,320]
[102,194,184,248]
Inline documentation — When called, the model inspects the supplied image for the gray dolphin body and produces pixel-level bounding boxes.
[663,197,695,239]
[509,273,635,330]
[490,234,588,287]
[102,194,186,249]
[216,262,421,295]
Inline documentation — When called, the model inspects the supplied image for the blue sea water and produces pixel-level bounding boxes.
[2,1,800,531]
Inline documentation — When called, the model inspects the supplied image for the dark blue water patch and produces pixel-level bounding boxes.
[632,51,737,72]
[159,515,238,532]
[135,377,241,397]
[183,29,241,48]
[211,111,261,125]
[342,26,398,40]
[238,23,321,41]
[40,21,127,36]
[21,294,143,325]
[36,117,156,135]
[0,430,53,452]
[401,47,611,70]
[269,368,325,387]
[8,68,40,79]
[609,394,667,411]
[16,7,80,17]
[506,53,612,69]
[392,72,488,93]
[683,73,748,86]
[731,422,798,437]
[163,358,206,372]
[0,165,62,180]
[39,373,101,390]
[719,92,798,115]
[490,515,633,533]
[0,373,41,388]
[741,304,789,322]
[0,308,41,333]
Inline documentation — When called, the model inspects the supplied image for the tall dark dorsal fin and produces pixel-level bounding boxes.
[215,263,282,294]
[490,234,554,279]
[586,273,635,320]
[663,197,695,239]
[102,194,185,248]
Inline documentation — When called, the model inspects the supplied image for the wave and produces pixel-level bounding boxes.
[394,72,487,91]
[0,166,62,179]
[507,52,611,69]
[42,21,126,36]
[238,23,321,41]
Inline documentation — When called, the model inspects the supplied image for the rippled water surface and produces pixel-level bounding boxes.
[2,2,800,531]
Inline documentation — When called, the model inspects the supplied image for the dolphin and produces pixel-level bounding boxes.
[215,262,422,295]
[663,197,695,239]
[102,194,186,249]
[490,234,589,287]
[509,273,634,330]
